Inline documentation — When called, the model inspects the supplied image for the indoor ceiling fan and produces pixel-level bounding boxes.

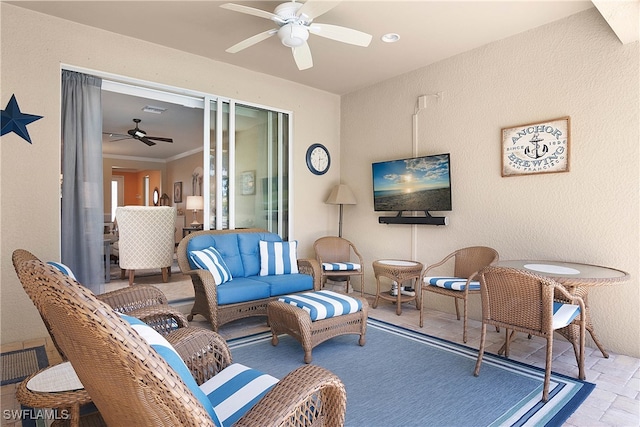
[103,118,173,146]
[221,0,372,70]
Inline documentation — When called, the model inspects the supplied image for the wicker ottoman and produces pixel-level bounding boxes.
[267,290,368,363]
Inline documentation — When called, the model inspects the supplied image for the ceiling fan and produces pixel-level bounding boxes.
[103,118,173,146]
[221,0,372,70]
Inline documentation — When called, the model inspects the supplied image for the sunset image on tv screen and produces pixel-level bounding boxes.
[372,153,451,212]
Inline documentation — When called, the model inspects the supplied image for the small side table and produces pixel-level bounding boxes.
[182,225,203,238]
[16,361,90,427]
[372,259,424,315]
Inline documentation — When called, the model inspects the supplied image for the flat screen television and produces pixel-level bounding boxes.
[372,153,452,213]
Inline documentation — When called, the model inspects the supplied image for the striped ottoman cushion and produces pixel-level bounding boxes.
[278,290,362,321]
[322,262,361,271]
[552,301,581,330]
[424,276,480,291]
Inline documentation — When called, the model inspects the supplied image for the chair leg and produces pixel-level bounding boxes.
[453,298,461,320]
[128,269,135,286]
[474,323,487,376]
[542,337,553,402]
[359,273,365,296]
[345,277,350,294]
[462,298,468,343]
[419,288,424,328]
[504,329,515,357]
[162,267,169,283]
[120,268,126,280]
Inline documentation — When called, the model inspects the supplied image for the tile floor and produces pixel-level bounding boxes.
[2,273,638,426]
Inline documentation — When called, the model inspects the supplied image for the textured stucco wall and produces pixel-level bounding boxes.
[341,9,639,357]
[0,4,340,345]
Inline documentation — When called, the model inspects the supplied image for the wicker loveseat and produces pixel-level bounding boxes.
[177,229,321,331]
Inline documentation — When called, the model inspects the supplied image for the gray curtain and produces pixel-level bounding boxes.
[61,70,104,291]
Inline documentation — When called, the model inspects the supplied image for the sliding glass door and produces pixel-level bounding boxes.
[207,100,290,239]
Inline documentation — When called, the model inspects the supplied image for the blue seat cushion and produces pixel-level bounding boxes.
[424,276,480,291]
[216,277,271,305]
[552,301,581,329]
[252,273,314,297]
[278,290,362,321]
[238,232,282,277]
[188,234,244,277]
[200,363,278,426]
[322,262,361,271]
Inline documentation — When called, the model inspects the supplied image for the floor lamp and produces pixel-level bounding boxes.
[325,184,357,237]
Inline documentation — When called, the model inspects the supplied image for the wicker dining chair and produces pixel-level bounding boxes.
[419,246,499,342]
[473,266,586,402]
[18,259,347,427]
[314,236,365,295]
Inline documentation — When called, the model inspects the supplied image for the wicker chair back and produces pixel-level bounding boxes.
[474,265,586,402]
[20,259,215,426]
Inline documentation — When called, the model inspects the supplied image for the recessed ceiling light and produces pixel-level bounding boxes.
[381,33,400,43]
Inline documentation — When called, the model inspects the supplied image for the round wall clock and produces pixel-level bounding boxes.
[306,143,330,175]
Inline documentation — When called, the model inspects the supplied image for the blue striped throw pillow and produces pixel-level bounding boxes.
[424,276,480,291]
[190,247,233,285]
[47,261,77,280]
[259,240,298,276]
[278,290,362,321]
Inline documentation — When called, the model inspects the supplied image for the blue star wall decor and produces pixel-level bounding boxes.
[1,94,43,144]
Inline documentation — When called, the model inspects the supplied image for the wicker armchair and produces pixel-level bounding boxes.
[419,246,499,342]
[116,206,176,286]
[12,249,188,341]
[18,259,347,427]
[474,266,586,402]
[313,236,365,295]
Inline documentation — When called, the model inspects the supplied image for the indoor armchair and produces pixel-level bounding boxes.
[116,206,176,286]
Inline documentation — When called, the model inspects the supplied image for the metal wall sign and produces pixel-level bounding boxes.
[501,116,570,177]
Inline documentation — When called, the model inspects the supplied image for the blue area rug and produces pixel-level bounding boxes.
[229,318,594,427]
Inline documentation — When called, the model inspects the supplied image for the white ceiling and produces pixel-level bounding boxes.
[12,0,633,162]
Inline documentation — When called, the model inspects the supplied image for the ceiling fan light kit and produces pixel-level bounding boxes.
[222,0,372,70]
[278,24,309,48]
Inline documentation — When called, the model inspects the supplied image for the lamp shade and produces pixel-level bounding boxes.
[325,184,357,205]
[186,195,204,210]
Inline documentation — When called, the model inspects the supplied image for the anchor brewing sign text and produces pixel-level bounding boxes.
[501,116,570,177]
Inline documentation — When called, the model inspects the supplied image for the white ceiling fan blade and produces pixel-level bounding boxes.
[226,29,278,53]
[292,42,313,70]
[309,23,372,47]
[296,0,341,20]
[220,3,279,22]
